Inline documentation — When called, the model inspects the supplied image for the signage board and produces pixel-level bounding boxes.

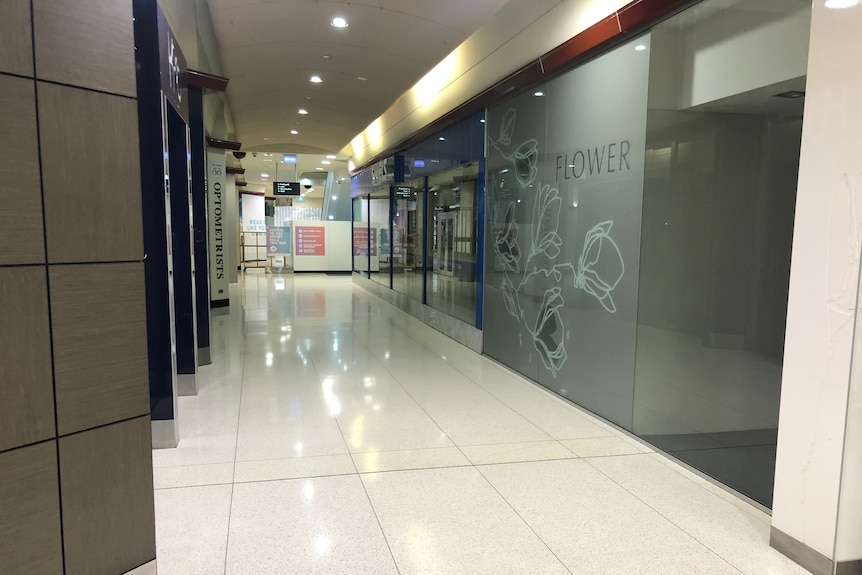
[273,181,301,196]
[296,226,326,256]
[267,226,291,254]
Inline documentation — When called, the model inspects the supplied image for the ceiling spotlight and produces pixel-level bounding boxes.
[480,119,486,123]
[290,129,299,135]
[356,76,367,81]
[310,75,323,83]
[635,44,647,51]
[534,91,544,97]
[298,108,308,115]
[322,55,332,60]
[316,167,324,170]
[321,160,331,165]
[261,173,269,178]
[438,137,445,141]
[331,16,348,28]
[326,154,336,159]
[331,195,338,200]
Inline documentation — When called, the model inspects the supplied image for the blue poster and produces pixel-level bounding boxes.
[267,226,291,254]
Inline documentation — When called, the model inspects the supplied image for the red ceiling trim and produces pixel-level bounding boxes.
[206,137,242,151]
[185,69,229,92]
[350,0,701,175]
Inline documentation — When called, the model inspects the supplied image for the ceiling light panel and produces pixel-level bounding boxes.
[331,16,348,28]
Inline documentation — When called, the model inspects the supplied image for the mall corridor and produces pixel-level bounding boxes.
[151,273,809,575]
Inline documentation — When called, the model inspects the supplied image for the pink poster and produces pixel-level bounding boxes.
[295,226,326,256]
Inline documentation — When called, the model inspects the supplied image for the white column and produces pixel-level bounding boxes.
[772,0,862,568]
[206,149,229,305]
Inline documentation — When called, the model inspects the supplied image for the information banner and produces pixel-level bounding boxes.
[296,226,326,256]
[267,226,291,254]
[352,227,378,256]
[207,150,228,305]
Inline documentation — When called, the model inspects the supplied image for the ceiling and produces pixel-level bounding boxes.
[206,0,509,159]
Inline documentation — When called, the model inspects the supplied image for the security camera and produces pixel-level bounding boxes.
[304,184,312,190]
[252,152,258,158]
[232,151,246,159]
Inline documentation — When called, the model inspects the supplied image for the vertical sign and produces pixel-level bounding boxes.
[207,150,228,307]
[296,226,326,256]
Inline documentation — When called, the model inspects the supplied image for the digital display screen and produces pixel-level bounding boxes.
[273,181,301,196]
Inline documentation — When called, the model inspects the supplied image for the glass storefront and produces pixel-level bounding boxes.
[483,0,810,507]
[369,188,391,287]
[392,178,425,302]
[427,162,481,324]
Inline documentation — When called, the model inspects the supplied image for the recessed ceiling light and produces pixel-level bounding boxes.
[305,96,313,100]
[309,75,323,83]
[826,0,859,7]
[263,137,272,140]
[635,44,647,51]
[322,55,332,60]
[326,154,336,159]
[356,76,367,81]
[331,16,348,28]
[331,195,338,200]
[438,137,445,141]
[534,91,544,97]
[316,167,324,170]
[298,108,308,115]
[480,119,486,123]
[261,173,269,178]
[321,160,331,165]
[290,129,299,135]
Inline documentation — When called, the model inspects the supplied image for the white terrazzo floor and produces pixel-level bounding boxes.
[152,273,810,575]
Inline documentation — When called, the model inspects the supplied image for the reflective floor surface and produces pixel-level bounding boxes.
[152,273,810,575]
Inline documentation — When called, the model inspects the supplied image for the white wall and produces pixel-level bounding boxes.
[772,0,862,563]
[292,221,352,272]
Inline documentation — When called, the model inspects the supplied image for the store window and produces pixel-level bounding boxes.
[369,188,391,287]
[483,0,810,507]
[427,162,480,324]
[392,178,425,302]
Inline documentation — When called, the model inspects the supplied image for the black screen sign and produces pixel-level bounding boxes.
[273,181,301,196]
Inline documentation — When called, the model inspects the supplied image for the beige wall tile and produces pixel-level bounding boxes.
[50,262,149,436]
[60,416,156,575]
[0,0,34,76]
[0,267,55,451]
[0,75,44,265]
[33,0,135,96]
[0,442,63,575]
[38,83,143,263]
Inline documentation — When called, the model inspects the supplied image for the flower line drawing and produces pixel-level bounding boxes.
[489,108,625,377]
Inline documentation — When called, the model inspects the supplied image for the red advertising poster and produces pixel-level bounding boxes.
[353,227,378,256]
[295,226,326,256]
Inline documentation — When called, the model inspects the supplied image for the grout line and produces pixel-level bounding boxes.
[581,456,748,575]
[307,351,404,575]
[30,1,67,569]
[34,77,137,100]
[221,293,249,575]
[473,464,575,575]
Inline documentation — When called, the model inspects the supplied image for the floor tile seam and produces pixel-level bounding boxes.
[221,309,250,575]
[326,383,405,575]
[152,461,237,470]
[580,455,749,575]
[471,463,575,575]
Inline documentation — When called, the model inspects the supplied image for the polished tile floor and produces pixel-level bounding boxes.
[152,273,811,575]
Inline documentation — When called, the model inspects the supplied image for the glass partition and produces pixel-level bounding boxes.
[392,178,424,302]
[631,0,810,508]
[352,196,369,278]
[427,162,480,324]
[369,188,391,287]
[483,0,809,507]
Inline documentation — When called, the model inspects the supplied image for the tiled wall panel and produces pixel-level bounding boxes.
[33,0,136,96]
[0,0,34,76]
[0,74,44,265]
[0,442,64,575]
[59,416,156,575]
[50,262,149,435]
[39,83,143,264]
[0,267,55,452]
